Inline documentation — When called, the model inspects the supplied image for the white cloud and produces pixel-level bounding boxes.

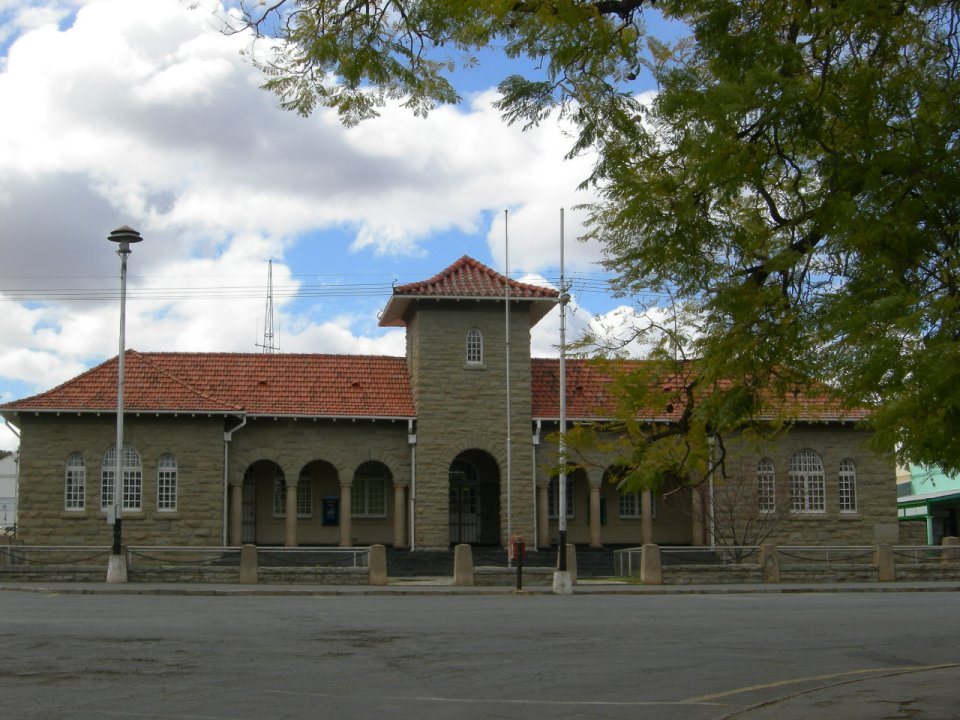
[0,0,643,446]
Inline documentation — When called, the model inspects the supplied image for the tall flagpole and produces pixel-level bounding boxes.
[553,208,573,594]
[505,209,513,564]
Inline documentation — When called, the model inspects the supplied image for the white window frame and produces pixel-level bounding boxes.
[548,477,575,519]
[157,454,177,512]
[838,458,858,513]
[352,462,388,518]
[619,490,640,518]
[101,445,142,511]
[466,328,483,365]
[757,458,776,513]
[65,453,85,511]
[789,450,825,513]
[297,476,313,518]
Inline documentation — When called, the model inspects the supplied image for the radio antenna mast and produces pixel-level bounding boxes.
[257,259,278,353]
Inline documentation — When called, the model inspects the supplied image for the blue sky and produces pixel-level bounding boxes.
[0,0,682,452]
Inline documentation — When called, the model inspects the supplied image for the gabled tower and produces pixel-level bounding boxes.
[380,256,557,549]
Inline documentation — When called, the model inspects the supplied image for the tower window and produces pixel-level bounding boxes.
[466,328,483,365]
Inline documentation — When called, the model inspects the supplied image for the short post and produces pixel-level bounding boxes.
[760,543,780,583]
[874,543,896,582]
[454,543,474,586]
[239,543,258,584]
[510,535,526,591]
[368,544,387,586]
[942,536,959,563]
[640,543,662,585]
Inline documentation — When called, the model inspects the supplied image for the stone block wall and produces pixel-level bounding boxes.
[15,414,225,546]
[408,301,535,548]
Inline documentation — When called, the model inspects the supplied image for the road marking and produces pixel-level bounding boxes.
[267,690,724,707]
[683,663,960,703]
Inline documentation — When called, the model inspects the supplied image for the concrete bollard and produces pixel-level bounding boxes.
[942,536,959,564]
[453,543,474,586]
[874,543,896,582]
[640,543,662,585]
[553,544,578,584]
[368,544,387,586]
[239,543,258,584]
[761,543,781,583]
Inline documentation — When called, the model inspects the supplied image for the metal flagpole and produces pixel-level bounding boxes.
[553,209,572,594]
[505,209,513,565]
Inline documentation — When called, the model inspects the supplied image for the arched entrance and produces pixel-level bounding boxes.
[449,449,500,545]
[242,459,284,544]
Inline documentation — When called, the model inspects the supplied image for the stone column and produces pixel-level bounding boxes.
[942,536,959,563]
[229,481,243,546]
[284,478,298,548]
[393,483,408,548]
[339,482,353,547]
[691,485,705,546]
[641,490,654,545]
[589,483,602,548]
[537,482,550,549]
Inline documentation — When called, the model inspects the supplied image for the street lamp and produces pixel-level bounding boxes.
[106,225,142,584]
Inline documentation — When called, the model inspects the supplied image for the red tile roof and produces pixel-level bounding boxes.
[530,359,870,423]
[0,351,866,424]
[0,351,415,418]
[380,256,558,327]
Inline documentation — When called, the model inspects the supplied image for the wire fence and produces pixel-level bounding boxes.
[613,544,960,577]
[0,545,370,570]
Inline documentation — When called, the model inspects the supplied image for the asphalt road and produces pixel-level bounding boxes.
[1,591,957,719]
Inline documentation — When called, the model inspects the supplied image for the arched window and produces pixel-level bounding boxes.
[838,459,857,512]
[101,445,142,511]
[789,450,825,513]
[157,454,177,512]
[353,462,389,517]
[65,453,85,511]
[466,328,483,365]
[757,458,776,512]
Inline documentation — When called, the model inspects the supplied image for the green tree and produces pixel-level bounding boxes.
[226,1,960,472]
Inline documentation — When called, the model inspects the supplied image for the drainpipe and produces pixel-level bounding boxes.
[532,420,541,550]
[2,418,20,442]
[408,419,417,551]
[223,415,247,546]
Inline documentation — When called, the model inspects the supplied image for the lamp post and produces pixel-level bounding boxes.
[106,225,142,584]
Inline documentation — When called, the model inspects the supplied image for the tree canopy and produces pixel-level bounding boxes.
[226,0,960,476]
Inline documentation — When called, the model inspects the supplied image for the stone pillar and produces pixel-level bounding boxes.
[589,483,602,548]
[339,482,353,547]
[368,544,387,586]
[229,482,243,546]
[239,543,258,584]
[942,535,959,563]
[454,543,474,586]
[640,543,662,585]
[874,543,896,582]
[760,543,780,583]
[393,484,408,549]
[641,490,654,545]
[537,482,550,549]
[284,478,298,548]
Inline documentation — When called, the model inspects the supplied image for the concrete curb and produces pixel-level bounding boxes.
[2,580,959,597]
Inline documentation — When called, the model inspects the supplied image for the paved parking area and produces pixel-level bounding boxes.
[1,590,957,718]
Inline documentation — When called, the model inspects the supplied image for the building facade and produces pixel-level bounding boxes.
[0,257,898,550]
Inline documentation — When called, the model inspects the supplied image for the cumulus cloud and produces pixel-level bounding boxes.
[0,0,652,452]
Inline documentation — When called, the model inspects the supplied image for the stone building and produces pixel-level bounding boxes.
[0,257,898,550]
